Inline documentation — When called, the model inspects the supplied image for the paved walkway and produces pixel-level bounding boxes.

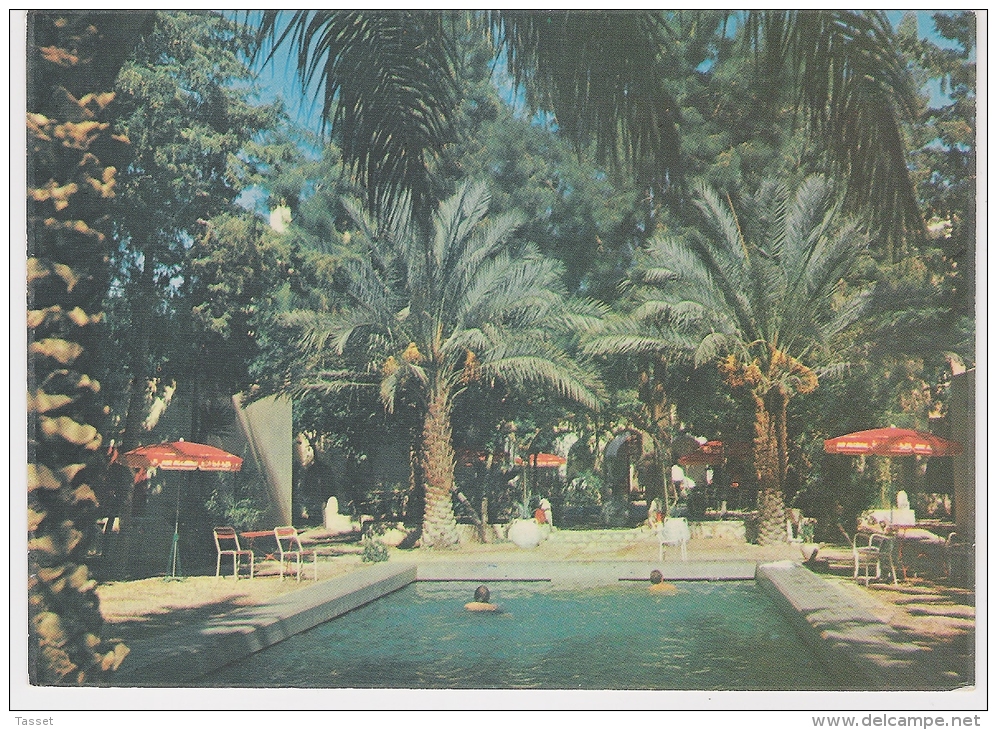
[108,563,415,686]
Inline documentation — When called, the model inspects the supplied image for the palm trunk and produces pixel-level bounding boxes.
[26,12,151,683]
[420,385,461,548]
[754,384,789,545]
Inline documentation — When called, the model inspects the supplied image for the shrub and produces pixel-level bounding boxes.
[562,470,604,509]
[360,534,389,563]
[599,496,631,528]
[205,488,267,531]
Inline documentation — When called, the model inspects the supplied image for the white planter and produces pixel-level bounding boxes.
[507,519,543,549]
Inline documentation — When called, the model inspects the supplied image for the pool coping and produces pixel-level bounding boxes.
[110,562,416,686]
[755,561,950,690]
[415,559,758,583]
[107,559,954,689]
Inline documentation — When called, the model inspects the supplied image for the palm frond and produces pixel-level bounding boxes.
[380,361,428,412]
[489,11,680,190]
[693,332,739,369]
[813,361,852,382]
[258,11,459,214]
[480,337,605,411]
[745,10,923,241]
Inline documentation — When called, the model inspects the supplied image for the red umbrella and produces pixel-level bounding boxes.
[514,452,567,468]
[119,441,243,579]
[678,440,751,466]
[121,440,243,472]
[823,427,962,457]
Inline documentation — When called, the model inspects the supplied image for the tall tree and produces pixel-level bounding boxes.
[284,182,603,546]
[107,10,283,452]
[97,11,285,579]
[589,176,871,543]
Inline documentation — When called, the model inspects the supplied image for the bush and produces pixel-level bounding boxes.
[599,496,632,528]
[360,535,389,563]
[205,488,267,531]
[561,470,603,509]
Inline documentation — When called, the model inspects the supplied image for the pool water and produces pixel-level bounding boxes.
[204,581,841,690]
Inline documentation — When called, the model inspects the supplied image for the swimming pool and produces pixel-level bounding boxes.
[204,580,843,690]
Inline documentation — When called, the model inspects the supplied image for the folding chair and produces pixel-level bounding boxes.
[213,526,254,580]
[852,532,897,586]
[274,526,319,582]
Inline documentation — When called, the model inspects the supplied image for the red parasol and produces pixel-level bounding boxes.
[823,428,962,457]
[119,440,242,579]
[514,452,567,468]
[120,440,243,472]
[678,440,751,466]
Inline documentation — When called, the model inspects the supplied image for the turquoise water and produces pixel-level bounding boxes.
[204,581,840,690]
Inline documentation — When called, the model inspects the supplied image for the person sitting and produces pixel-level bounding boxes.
[538,496,554,527]
[465,584,501,612]
[648,569,678,594]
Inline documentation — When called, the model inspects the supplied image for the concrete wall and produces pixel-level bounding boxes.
[949,369,975,540]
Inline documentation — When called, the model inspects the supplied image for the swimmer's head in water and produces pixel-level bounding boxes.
[474,585,490,602]
[650,570,663,585]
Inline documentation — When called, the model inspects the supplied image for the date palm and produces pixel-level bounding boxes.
[588,176,870,543]
[27,10,153,683]
[259,10,920,235]
[288,181,603,547]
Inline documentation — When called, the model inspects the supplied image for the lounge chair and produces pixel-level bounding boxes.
[274,526,319,582]
[213,526,254,580]
[852,532,897,586]
[656,517,690,561]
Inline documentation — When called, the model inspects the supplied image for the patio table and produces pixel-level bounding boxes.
[240,530,278,562]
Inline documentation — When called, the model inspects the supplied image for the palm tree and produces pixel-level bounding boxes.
[257,11,459,219]
[27,10,153,684]
[287,181,603,547]
[258,10,921,237]
[588,176,870,543]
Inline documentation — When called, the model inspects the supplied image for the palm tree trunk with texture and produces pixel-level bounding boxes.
[754,385,789,544]
[420,386,461,548]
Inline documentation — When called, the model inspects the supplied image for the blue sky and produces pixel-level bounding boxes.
[248,10,967,140]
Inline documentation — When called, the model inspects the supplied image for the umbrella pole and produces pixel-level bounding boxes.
[166,477,183,581]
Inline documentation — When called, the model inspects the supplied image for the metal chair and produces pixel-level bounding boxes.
[852,532,897,586]
[944,532,972,583]
[213,526,254,580]
[274,526,319,582]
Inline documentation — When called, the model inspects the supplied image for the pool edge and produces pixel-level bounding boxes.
[109,559,955,690]
[755,562,947,690]
[110,563,417,686]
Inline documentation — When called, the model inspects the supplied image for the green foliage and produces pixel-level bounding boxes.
[204,483,268,532]
[360,535,389,563]
[511,494,534,521]
[259,11,460,217]
[561,470,604,510]
[260,10,922,249]
[600,496,632,528]
[104,10,287,427]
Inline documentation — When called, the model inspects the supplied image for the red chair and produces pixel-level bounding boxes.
[274,526,319,582]
[213,526,254,580]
